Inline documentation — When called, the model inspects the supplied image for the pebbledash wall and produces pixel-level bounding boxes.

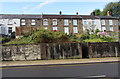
[1,42,120,61]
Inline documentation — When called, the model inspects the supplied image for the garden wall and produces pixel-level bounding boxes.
[1,43,82,61]
[88,42,120,58]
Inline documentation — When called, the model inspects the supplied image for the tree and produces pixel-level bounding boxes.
[91,9,101,16]
[101,1,120,17]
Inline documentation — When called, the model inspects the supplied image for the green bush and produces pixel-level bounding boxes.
[79,33,89,41]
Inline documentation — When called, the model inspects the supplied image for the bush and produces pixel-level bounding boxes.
[79,34,89,41]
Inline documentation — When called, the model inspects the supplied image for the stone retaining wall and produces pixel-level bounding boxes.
[88,42,120,58]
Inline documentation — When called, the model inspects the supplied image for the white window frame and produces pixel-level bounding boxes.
[43,19,48,25]
[52,19,57,25]
[101,20,105,25]
[21,19,26,25]
[73,27,78,33]
[109,20,113,25]
[31,19,36,26]
[83,21,87,25]
[91,20,95,25]
[73,20,77,25]
[64,27,69,34]
[64,19,69,26]
[53,26,58,31]
[8,27,12,34]
[110,27,113,31]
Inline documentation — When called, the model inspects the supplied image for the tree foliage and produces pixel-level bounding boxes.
[91,9,101,16]
[91,1,120,17]
[102,1,120,17]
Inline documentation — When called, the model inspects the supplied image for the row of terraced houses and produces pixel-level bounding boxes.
[0,12,119,38]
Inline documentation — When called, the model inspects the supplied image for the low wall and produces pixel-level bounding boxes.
[1,42,119,61]
[2,43,82,61]
[88,42,120,58]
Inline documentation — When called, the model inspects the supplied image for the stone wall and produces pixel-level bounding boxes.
[2,44,41,61]
[1,43,82,61]
[88,42,120,58]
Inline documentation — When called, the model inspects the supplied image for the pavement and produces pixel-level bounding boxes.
[0,57,120,68]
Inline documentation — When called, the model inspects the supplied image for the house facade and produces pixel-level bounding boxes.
[0,14,21,36]
[0,13,119,38]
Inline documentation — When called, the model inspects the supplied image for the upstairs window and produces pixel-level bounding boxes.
[52,19,57,25]
[73,20,77,25]
[101,20,105,25]
[31,19,36,26]
[91,20,95,25]
[64,19,69,26]
[83,21,87,25]
[8,19,13,25]
[21,19,26,25]
[43,19,48,25]
[109,20,113,25]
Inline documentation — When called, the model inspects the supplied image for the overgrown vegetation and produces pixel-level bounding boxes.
[5,29,117,45]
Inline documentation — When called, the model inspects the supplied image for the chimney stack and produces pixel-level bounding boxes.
[59,11,62,15]
[107,11,110,16]
[76,12,79,15]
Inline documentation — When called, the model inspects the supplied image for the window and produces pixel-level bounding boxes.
[110,27,113,31]
[8,27,12,34]
[64,19,69,26]
[109,20,113,25]
[101,20,105,25]
[43,19,48,25]
[102,27,106,31]
[83,21,87,25]
[44,27,48,30]
[73,20,77,25]
[52,19,57,25]
[31,19,36,26]
[21,19,26,25]
[91,20,95,25]
[8,19,13,25]
[64,27,69,34]
[53,26,58,31]
[73,27,78,33]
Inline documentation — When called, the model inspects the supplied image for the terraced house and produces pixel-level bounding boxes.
[0,12,119,38]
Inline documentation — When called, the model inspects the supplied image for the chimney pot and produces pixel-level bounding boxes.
[107,11,110,16]
[76,12,78,15]
[59,11,62,15]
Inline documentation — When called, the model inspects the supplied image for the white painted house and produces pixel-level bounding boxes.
[0,14,20,35]
[81,15,101,33]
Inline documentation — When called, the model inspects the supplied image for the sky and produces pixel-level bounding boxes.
[0,0,119,15]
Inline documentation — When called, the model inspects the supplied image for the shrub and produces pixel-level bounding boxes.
[79,34,89,41]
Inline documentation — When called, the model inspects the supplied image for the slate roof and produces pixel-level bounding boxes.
[0,14,42,19]
[80,15,99,19]
[43,15,82,19]
[95,16,117,19]
[0,14,118,19]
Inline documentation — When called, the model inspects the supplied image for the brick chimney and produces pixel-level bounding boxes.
[107,11,110,16]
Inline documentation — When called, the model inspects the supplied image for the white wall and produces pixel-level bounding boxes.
[0,19,20,35]
[82,19,102,32]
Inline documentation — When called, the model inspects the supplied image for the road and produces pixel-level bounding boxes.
[1,62,120,78]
